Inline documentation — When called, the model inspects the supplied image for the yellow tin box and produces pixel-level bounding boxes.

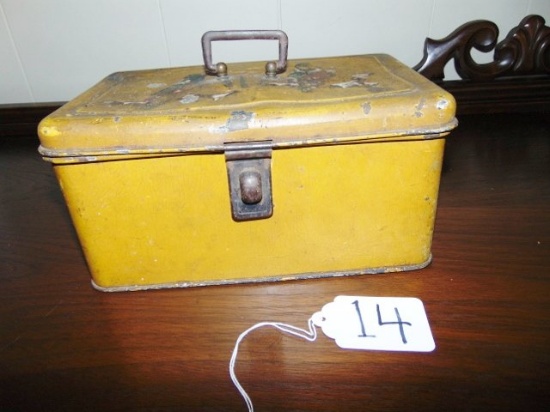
[38,31,456,291]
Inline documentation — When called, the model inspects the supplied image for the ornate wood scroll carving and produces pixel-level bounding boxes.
[414,15,550,81]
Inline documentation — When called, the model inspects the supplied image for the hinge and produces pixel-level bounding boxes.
[224,141,273,221]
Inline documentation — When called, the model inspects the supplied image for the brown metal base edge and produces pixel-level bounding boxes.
[90,254,432,292]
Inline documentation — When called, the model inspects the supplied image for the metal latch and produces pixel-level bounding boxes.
[224,141,273,221]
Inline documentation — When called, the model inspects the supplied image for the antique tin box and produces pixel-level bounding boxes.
[38,31,457,291]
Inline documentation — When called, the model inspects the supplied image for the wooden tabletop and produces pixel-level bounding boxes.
[1,113,549,411]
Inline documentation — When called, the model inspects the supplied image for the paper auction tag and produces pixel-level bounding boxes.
[230,295,437,410]
[311,296,435,352]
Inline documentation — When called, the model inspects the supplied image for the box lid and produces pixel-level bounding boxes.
[38,53,456,159]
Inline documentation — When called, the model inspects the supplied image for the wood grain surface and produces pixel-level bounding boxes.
[1,113,549,411]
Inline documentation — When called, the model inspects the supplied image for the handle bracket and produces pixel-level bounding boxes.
[201,30,288,77]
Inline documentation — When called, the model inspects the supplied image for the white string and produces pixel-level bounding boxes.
[229,317,318,412]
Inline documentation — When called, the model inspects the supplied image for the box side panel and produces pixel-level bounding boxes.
[53,137,444,289]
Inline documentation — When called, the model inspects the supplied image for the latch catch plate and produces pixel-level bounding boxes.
[224,142,273,221]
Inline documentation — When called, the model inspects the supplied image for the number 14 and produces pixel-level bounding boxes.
[352,300,412,344]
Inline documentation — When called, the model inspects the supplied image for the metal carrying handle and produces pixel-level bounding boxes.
[201,30,288,77]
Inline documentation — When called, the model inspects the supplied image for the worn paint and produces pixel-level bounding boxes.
[39,54,457,160]
[104,74,206,108]
[415,98,426,117]
[437,99,449,110]
[39,126,60,137]
[262,63,336,92]
[362,102,372,115]
[332,80,361,88]
[37,53,457,290]
[288,64,336,92]
[331,73,377,89]
[223,111,255,132]
[180,94,200,104]
[239,76,249,88]
[212,90,237,101]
